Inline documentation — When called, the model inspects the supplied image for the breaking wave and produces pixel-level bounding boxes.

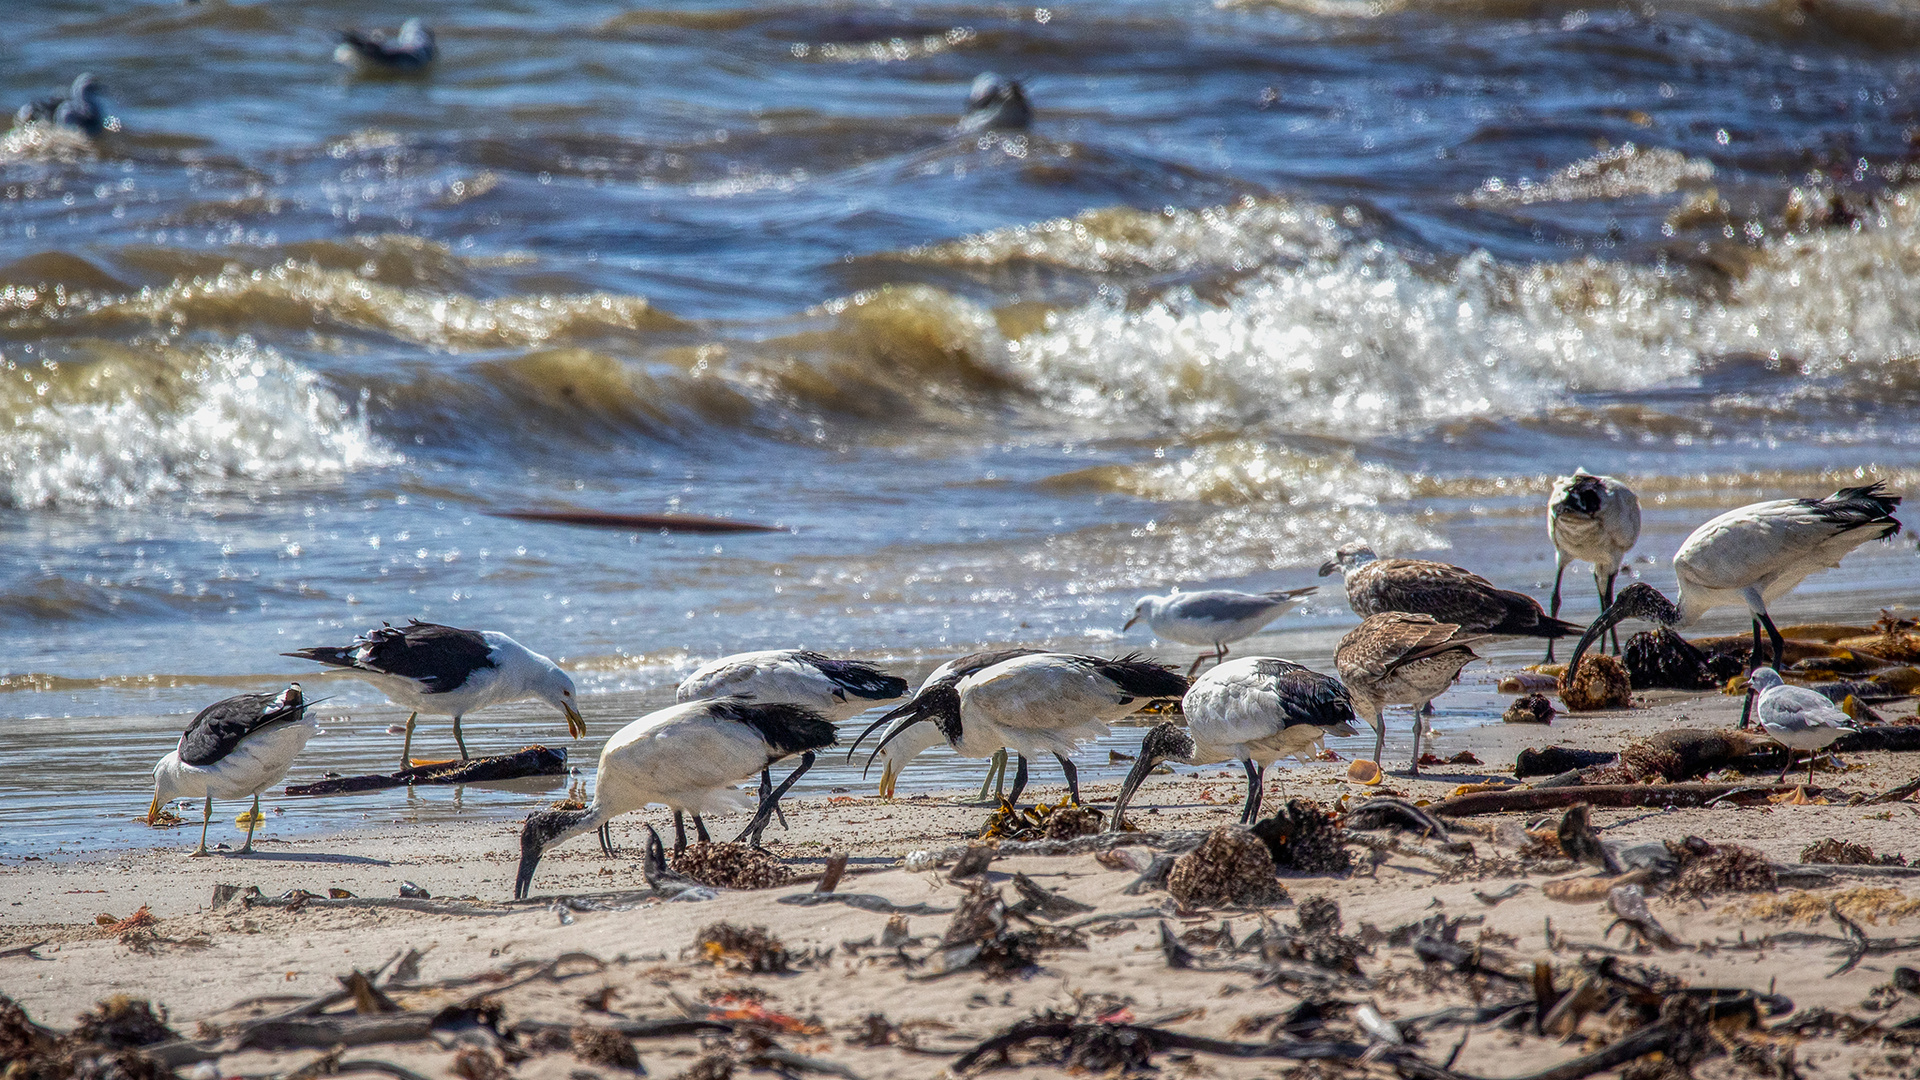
[0,340,397,509]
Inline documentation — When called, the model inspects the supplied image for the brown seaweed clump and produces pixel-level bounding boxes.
[1837,611,1920,663]
[1503,694,1556,724]
[1801,838,1907,866]
[572,1024,642,1070]
[671,843,794,890]
[1250,799,1352,873]
[69,996,176,1050]
[1667,838,1776,899]
[1560,654,1633,711]
[1,994,175,1080]
[694,923,791,974]
[980,798,1102,842]
[450,1047,510,1080]
[1167,826,1289,908]
[1623,628,1742,690]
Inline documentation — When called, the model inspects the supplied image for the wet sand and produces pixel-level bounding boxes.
[6,681,1920,1078]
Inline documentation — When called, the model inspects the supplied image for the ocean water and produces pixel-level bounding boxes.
[3,0,1918,855]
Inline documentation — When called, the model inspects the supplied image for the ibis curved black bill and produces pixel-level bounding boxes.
[861,711,933,779]
[845,697,921,764]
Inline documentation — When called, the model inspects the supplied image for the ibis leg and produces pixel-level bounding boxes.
[1240,759,1265,823]
[672,810,689,855]
[1759,610,1786,670]
[452,714,469,761]
[1602,573,1621,654]
[599,822,615,857]
[1546,558,1568,662]
[1213,642,1230,670]
[693,815,711,845]
[1186,653,1206,678]
[1053,753,1081,804]
[239,793,261,854]
[975,749,1008,801]
[760,769,789,831]
[1006,754,1031,805]
[739,752,815,846]
[192,795,212,857]
[400,712,417,770]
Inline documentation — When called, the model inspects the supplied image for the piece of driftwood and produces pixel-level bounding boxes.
[490,509,780,533]
[1833,726,1920,754]
[1431,783,1802,818]
[1515,747,1615,779]
[286,745,567,796]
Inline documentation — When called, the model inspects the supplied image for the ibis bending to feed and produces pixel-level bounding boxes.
[149,684,317,857]
[1334,613,1482,775]
[1747,667,1857,784]
[870,649,1041,800]
[1124,586,1317,676]
[1319,544,1578,645]
[1565,482,1902,682]
[677,648,908,833]
[1108,657,1358,829]
[858,652,1188,805]
[1547,469,1641,661]
[513,698,835,899]
[336,18,436,72]
[285,620,584,769]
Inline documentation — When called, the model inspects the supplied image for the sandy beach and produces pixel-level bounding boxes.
[7,676,1920,1079]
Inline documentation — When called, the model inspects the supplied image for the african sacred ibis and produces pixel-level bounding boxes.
[869,649,1040,800]
[1546,470,1642,661]
[285,620,583,769]
[513,697,835,899]
[1108,657,1357,829]
[1567,482,1902,679]
[857,652,1187,805]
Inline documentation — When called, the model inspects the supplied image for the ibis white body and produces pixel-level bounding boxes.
[676,649,906,723]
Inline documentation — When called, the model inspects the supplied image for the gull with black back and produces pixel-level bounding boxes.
[1108,657,1358,829]
[15,73,106,135]
[336,18,436,73]
[513,697,835,899]
[149,684,318,857]
[285,619,583,769]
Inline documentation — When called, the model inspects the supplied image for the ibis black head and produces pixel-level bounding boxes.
[514,806,593,900]
[1565,582,1680,683]
[863,683,962,776]
[1107,722,1195,832]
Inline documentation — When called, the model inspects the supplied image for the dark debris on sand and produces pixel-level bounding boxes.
[1801,837,1907,866]
[693,923,791,973]
[0,994,175,1080]
[1250,799,1351,874]
[1666,837,1777,899]
[671,842,794,890]
[1167,825,1289,908]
